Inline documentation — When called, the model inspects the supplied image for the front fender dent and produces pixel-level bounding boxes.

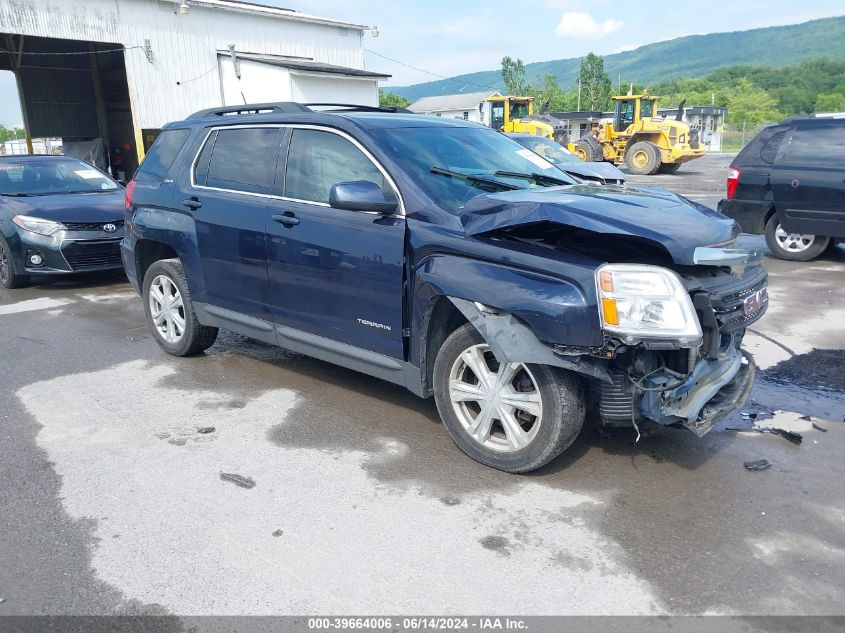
[449,297,611,383]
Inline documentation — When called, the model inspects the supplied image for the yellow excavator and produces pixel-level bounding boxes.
[570,91,705,174]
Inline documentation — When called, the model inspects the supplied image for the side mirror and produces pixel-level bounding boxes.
[329,181,398,214]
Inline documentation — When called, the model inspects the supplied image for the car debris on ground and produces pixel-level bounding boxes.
[726,427,803,445]
[219,472,256,489]
[744,459,772,471]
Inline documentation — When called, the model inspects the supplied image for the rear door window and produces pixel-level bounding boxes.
[283,129,387,204]
[136,128,190,181]
[205,127,281,194]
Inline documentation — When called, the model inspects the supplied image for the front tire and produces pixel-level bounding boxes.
[142,258,218,356]
[657,162,682,174]
[764,215,830,261]
[625,141,661,175]
[0,238,27,289]
[433,324,585,473]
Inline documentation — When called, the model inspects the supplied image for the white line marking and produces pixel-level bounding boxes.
[0,297,72,316]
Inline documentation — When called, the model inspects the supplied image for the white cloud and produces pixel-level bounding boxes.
[554,11,623,39]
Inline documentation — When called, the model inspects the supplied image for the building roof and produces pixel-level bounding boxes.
[193,0,368,30]
[409,91,500,114]
[224,52,391,79]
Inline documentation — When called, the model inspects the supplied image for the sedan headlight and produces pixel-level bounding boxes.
[596,264,702,344]
[12,215,66,236]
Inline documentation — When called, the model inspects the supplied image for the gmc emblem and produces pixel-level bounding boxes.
[743,287,768,316]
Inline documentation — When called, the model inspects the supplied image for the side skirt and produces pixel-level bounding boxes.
[193,302,425,397]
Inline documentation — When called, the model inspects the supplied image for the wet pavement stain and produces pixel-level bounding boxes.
[762,349,845,394]
[479,535,511,556]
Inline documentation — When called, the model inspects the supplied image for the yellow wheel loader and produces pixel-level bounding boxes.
[571,92,704,174]
[485,96,569,143]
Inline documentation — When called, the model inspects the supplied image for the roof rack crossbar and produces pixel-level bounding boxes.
[187,102,311,119]
[304,102,411,114]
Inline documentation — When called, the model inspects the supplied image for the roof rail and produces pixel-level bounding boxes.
[305,102,412,114]
[186,102,311,119]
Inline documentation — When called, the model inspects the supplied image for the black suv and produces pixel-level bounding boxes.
[719,117,845,261]
[122,102,767,473]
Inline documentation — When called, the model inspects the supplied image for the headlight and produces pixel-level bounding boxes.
[12,215,66,236]
[596,264,702,344]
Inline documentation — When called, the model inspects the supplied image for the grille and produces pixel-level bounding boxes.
[62,240,123,271]
[710,275,768,332]
[63,220,124,232]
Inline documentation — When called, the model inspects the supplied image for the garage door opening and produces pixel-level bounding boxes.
[1,33,138,178]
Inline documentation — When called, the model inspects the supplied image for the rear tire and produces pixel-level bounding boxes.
[433,324,585,473]
[764,215,829,262]
[0,238,27,289]
[625,141,661,175]
[142,258,218,356]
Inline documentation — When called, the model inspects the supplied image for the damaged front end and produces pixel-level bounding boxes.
[588,262,767,437]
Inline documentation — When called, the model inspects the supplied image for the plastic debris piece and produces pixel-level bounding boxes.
[198,426,215,434]
[272,529,283,537]
[219,472,256,489]
[812,423,828,433]
[744,459,771,471]
[726,427,803,445]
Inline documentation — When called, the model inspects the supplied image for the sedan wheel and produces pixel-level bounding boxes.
[148,274,187,344]
[448,344,543,452]
[0,239,26,289]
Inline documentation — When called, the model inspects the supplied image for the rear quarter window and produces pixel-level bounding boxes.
[136,128,191,181]
[759,130,787,164]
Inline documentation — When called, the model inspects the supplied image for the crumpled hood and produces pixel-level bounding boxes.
[2,190,124,222]
[460,184,738,265]
[560,161,626,183]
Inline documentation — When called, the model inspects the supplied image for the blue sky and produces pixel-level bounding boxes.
[1,1,843,127]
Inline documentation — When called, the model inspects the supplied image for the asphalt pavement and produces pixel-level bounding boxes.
[1,154,844,620]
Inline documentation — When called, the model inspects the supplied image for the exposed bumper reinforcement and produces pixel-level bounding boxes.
[641,347,756,437]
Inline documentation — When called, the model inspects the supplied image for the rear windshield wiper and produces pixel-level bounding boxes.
[430,166,520,192]
[493,170,572,186]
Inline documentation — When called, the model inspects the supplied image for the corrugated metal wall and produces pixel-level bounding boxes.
[0,0,368,129]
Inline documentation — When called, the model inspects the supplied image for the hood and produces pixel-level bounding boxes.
[460,184,738,266]
[558,161,626,183]
[1,190,124,222]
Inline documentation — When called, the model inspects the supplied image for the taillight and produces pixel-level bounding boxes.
[124,179,137,210]
[726,167,741,200]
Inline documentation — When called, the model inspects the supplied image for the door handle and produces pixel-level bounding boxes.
[182,198,202,210]
[272,213,300,227]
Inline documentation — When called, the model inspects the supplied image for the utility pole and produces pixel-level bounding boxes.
[577,79,581,111]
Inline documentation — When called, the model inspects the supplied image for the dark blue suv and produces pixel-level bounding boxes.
[122,102,768,472]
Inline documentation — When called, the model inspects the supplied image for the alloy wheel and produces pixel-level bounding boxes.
[775,224,815,253]
[149,274,186,343]
[448,344,542,452]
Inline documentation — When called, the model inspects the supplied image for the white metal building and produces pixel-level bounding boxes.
[0,0,388,175]
[409,91,501,124]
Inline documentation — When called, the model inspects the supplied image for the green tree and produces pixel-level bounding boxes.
[577,53,612,111]
[378,91,411,109]
[0,125,25,143]
[501,56,526,95]
[815,91,845,112]
[725,78,783,124]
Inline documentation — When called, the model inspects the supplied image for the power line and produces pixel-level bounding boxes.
[364,48,498,92]
[0,45,144,56]
[178,64,218,85]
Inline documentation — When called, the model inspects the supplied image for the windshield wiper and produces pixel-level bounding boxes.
[494,170,571,186]
[1,192,40,197]
[430,166,520,192]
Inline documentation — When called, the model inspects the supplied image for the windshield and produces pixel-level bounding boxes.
[373,126,577,213]
[514,137,579,166]
[0,158,118,196]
